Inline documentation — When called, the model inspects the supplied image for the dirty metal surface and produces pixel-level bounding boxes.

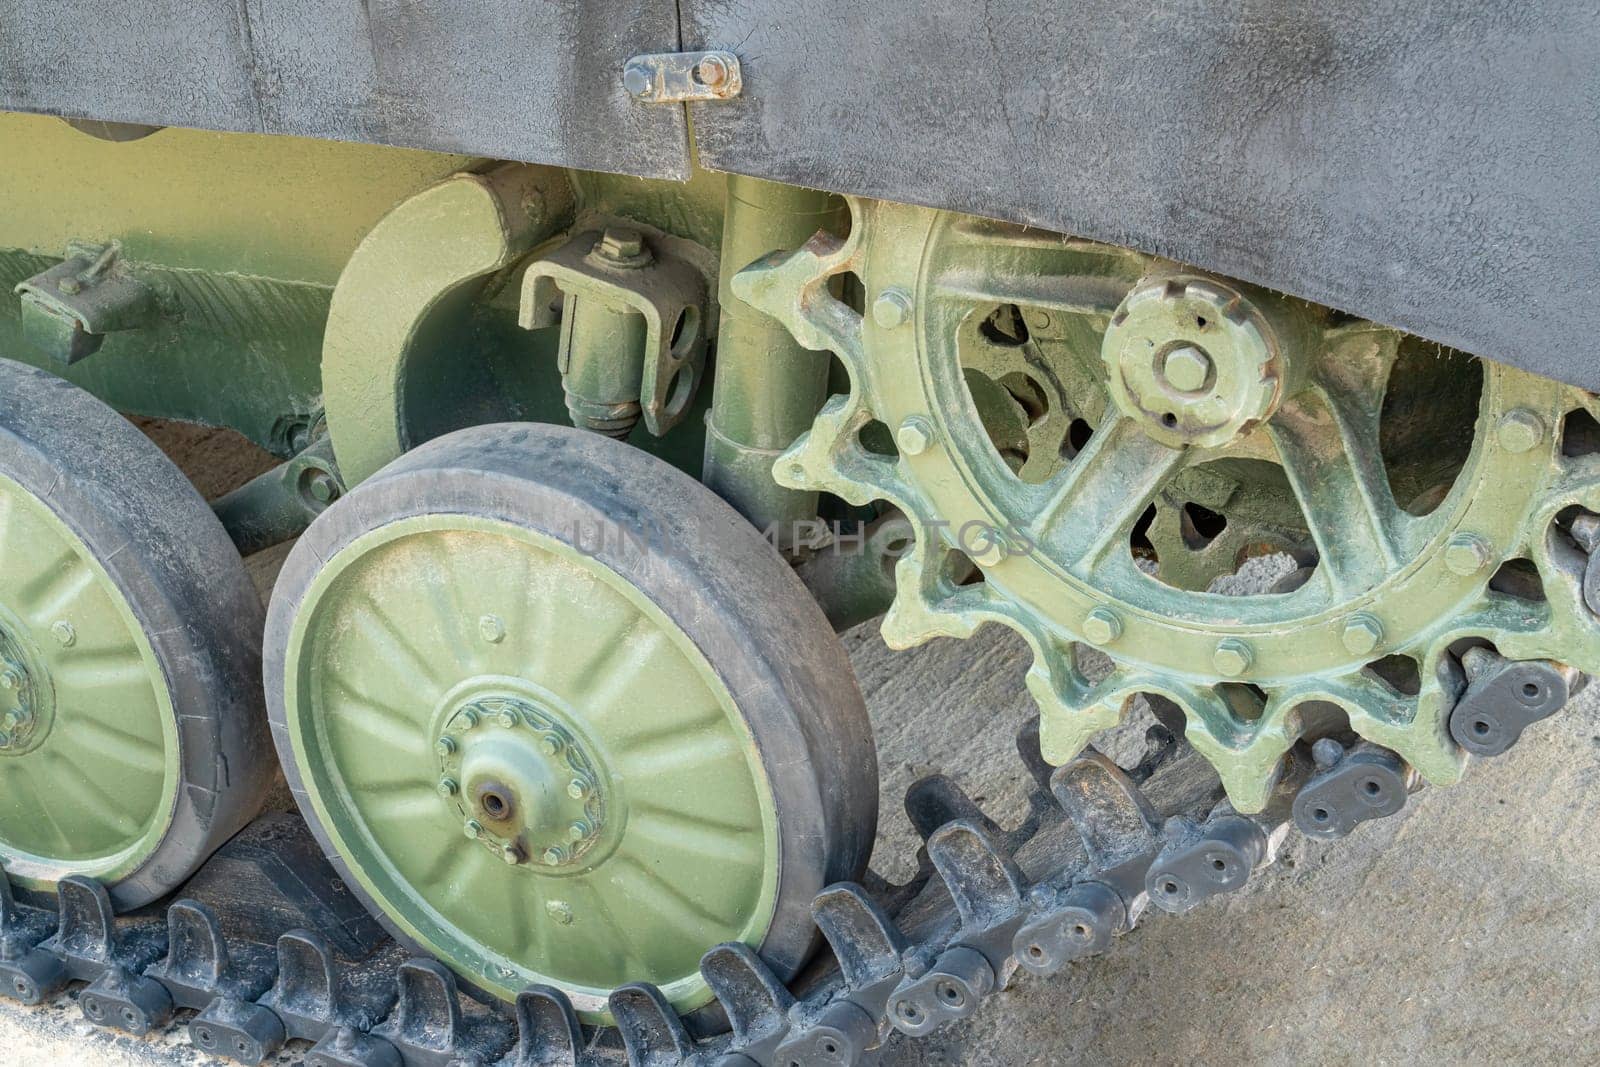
[684,1,1600,390]
[0,0,689,179]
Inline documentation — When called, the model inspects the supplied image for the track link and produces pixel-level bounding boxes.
[0,659,1578,1065]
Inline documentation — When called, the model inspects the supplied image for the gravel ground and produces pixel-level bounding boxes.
[3,423,1596,1065]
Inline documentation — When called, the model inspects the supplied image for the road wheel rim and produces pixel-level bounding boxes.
[279,513,781,1019]
[0,474,179,886]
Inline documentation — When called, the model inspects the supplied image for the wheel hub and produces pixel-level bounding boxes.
[1102,276,1286,449]
[435,695,609,870]
[0,622,53,756]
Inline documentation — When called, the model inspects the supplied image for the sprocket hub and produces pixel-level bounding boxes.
[734,201,1600,811]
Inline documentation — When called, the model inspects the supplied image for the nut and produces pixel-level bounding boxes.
[1497,409,1544,454]
[1443,533,1492,577]
[1213,639,1253,677]
[1082,608,1123,646]
[1341,614,1384,656]
[896,416,934,456]
[872,288,914,329]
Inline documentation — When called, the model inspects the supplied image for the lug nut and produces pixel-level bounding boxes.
[872,288,914,329]
[542,846,566,866]
[437,777,458,798]
[463,820,483,839]
[0,668,20,691]
[436,735,457,756]
[1213,639,1253,677]
[566,778,589,801]
[1341,614,1384,656]
[1082,608,1122,646]
[1444,533,1492,577]
[567,821,590,842]
[1497,409,1544,454]
[896,416,934,456]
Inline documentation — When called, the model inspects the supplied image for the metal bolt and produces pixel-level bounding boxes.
[50,621,75,647]
[622,61,653,97]
[1444,533,1492,577]
[462,819,483,839]
[542,846,566,866]
[1341,614,1384,656]
[786,462,808,485]
[545,900,574,925]
[872,288,914,329]
[1213,638,1253,677]
[1082,608,1123,646]
[967,526,1008,568]
[500,843,524,865]
[1497,409,1544,453]
[57,276,81,295]
[695,54,731,88]
[1161,345,1212,393]
[458,708,480,729]
[540,735,562,756]
[896,416,934,456]
[436,735,457,756]
[305,471,339,504]
[436,777,458,798]
[498,709,520,729]
[566,778,589,801]
[567,821,590,842]
[596,227,645,262]
[0,668,19,692]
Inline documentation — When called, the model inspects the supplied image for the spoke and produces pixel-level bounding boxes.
[610,854,745,942]
[358,788,443,825]
[418,540,479,677]
[323,675,429,757]
[53,646,150,693]
[613,728,742,782]
[42,750,143,838]
[58,714,166,778]
[558,606,643,706]
[630,798,763,837]
[566,877,648,975]
[0,762,74,852]
[1268,384,1400,597]
[348,599,450,705]
[1030,414,1189,575]
[623,806,765,871]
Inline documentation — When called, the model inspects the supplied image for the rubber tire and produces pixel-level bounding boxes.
[0,359,274,908]
[264,423,878,1016]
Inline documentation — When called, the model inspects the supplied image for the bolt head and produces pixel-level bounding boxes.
[545,900,574,925]
[567,821,590,842]
[437,777,458,798]
[306,471,338,504]
[463,819,483,839]
[540,734,562,756]
[1444,533,1491,577]
[622,62,652,97]
[566,778,589,801]
[50,621,75,647]
[499,843,524,865]
[1341,614,1384,656]
[542,846,566,866]
[968,526,1008,567]
[1082,608,1122,646]
[597,227,645,262]
[696,54,729,87]
[57,277,81,295]
[498,709,519,729]
[436,735,457,756]
[1213,639,1253,677]
[871,288,913,329]
[1161,345,1213,393]
[896,416,933,456]
[1497,409,1544,454]
[0,669,19,692]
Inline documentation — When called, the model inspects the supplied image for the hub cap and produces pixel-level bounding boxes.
[278,515,781,1018]
[0,476,179,886]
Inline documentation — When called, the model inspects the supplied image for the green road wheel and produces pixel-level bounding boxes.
[265,423,877,1024]
[0,359,273,907]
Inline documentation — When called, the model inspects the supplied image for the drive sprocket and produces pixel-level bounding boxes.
[733,201,1600,811]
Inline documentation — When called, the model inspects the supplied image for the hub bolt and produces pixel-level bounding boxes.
[498,708,519,728]
[567,821,590,842]
[1161,345,1213,393]
[1341,614,1384,656]
[542,846,567,866]
[436,777,458,797]
[1082,608,1122,646]
[872,288,914,330]
[463,820,483,839]
[1497,409,1544,454]
[500,843,524,865]
[896,416,934,456]
[1213,639,1253,677]
[51,621,75,647]
[540,735,563,756]
[436,735,457,756]
[0,668,19,691]
[1444,533,1492,577]
[566,778,589,801]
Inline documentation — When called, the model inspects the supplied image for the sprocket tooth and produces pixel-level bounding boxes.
[609,983,694,1066]
[700,942,793,1046]
[507,985,585,1067]
[925,821,1025,932]
[1050,751,1161,873]
[810,884,907,991]
[1015,719,1054,792]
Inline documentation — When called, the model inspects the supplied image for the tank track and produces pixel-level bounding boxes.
[0,663,1573,1066]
